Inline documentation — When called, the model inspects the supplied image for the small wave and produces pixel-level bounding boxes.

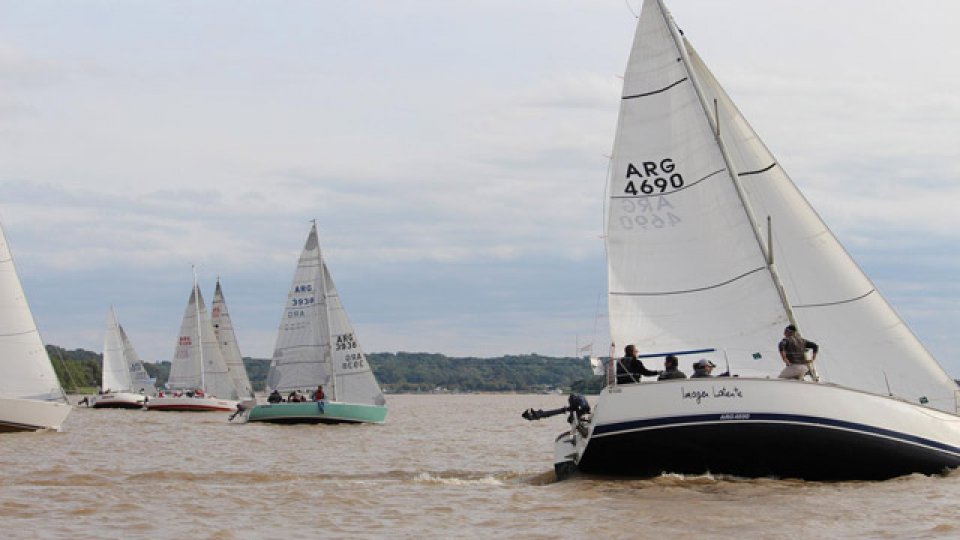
[127,470,304,484]
[524,470,559,486]
[25,473,112,487]
[931,523,957,533]
[413,471,506,487]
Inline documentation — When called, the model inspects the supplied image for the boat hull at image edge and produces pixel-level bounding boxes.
[246,401,387,424]
[0,398,72,432]
[556,379,960,481]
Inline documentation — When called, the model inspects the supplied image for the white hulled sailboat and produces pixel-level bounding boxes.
[147,279,245,412]
[542,0,960,480]
[87,307,155,409]
[0,221,71,432]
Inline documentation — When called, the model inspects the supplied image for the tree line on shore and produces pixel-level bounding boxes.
[47,345,605,394]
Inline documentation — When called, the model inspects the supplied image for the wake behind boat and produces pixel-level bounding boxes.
[0,221,71,432]
[243,222,387,425]
[527,0,960,481]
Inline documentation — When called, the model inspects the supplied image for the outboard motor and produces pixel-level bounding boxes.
[521,393,591,423]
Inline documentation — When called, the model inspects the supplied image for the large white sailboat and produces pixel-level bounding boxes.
[0,222,71,432]
[541,0,960,480]
[87,307,155,409]
[244,222,387,424]
[147,280,244,412]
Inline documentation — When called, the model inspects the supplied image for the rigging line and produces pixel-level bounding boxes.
[610,168,726,199]
[624,0,639,18]
[793,289,876,309]
[623,77,687,100]
[738,163,777,177]
[610,266,767,296]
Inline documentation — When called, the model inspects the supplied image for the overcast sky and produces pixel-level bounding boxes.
[1,1,958,375]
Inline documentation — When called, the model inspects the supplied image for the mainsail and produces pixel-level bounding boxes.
[211,279,255,399]
[606,0,958,411]
[267,223,385,407]
[0,222,65,402]
[167,285,238,399]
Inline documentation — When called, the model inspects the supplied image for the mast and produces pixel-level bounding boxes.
[192,265,206,392]
[655,0,799,329]
[314,221,337,401]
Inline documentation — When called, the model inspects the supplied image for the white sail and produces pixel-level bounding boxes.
[0,223,65,402]
[167,285,238,399]
[606,0,958,411]
[102,308,133,392]
[119,319,154,396]
[267,223,385,406]
[211,279,255,399]
[102,307,155,395]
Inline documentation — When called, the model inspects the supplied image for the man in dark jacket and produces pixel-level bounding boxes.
[658,354,687,380]
[778,324,818,380]
[616,344,660,384]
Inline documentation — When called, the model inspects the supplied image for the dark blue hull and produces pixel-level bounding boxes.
[577,417,960,480]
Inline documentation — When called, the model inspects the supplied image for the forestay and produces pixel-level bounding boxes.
[267,223,385,407]
[606,0,958,411]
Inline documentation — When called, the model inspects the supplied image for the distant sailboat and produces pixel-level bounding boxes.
[87,307,155,409]
[536,0,960,480]
[0,221,71,432]
[244,222,387,424]
[211,278,255,402]
[147,279,244,412]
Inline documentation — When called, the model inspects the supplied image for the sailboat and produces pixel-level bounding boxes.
[146,280,244,412]
[244,222,387,424]
[542,0,960,480]
[0,221,71,432]
[211,278,256,403]
[87,307,155,408]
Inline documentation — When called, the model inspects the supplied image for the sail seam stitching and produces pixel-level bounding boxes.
[610,266,766,296]
[0,329,37,338]
[622,77,688,99]
[737,163,777,177]
[793,289,876,309]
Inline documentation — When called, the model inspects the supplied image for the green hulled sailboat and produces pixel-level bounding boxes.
[245,223,387,424]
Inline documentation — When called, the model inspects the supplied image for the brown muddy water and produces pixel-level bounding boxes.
[1,394,958,539]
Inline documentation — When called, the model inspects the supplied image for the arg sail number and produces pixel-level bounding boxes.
[624,158,684,195]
